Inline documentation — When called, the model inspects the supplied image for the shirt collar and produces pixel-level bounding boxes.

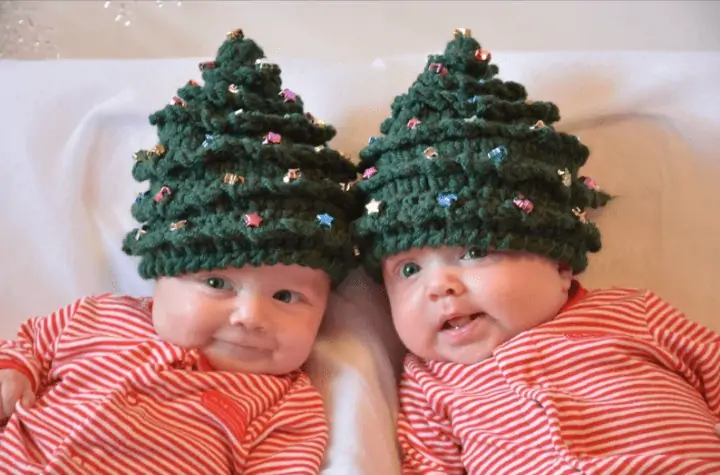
[560,279,589,313]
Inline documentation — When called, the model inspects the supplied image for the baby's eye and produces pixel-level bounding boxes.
[462,248,486,260]
[273,290,301,304]
[401,263,421,278]
[205,277,232,290]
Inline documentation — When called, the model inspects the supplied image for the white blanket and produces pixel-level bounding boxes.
[1,51,719,474]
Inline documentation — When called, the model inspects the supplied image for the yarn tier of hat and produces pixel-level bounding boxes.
[122,29,359,287]
[353,28,612,283]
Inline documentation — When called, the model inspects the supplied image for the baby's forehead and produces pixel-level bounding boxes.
[382,247,537,267]
[196,264,331,288]
[383,245,466,264]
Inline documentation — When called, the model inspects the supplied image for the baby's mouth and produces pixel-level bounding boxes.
[441,313,485,331]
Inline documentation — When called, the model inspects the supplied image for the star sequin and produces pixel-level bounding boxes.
[223,173,245,185]
[135,226,147,240]
[572,207,588,224]
[198,61,216,72]
[428,63,448,77]
[317,213,334,227]
[362,167,378,179]
[474,49,492,62]
[513,195,534,214]
[424,147,438,159]
[365,199,381,215]
[487,146,508,162]
[437,193,458,208]
[263,132,281,145]
[171,96,187,107]
[558,168,572,187]
[407,118,422,129]
[283,168,301,183]
[244,213,263,228]
[226,29,244,40]
[280,89,297,102]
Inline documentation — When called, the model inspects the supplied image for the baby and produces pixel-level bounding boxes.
[0,30,358,474]
[352,29,720,474]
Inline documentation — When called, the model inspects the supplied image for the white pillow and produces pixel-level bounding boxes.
[309,268,405,474]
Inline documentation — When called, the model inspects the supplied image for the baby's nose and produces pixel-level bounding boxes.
[427,269,466,301]
[228,296,267,332]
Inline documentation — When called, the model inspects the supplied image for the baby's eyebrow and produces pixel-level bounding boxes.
[390,248,419,262]
[383,254,406,270]
[275,276,324,295]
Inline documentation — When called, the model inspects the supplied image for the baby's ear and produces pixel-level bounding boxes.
[558,262,573,293]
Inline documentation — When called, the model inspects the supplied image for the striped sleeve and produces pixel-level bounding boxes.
[0,297,83,393]
[644,290,720,416]
[243,384,329,474]
[397,370,464,475]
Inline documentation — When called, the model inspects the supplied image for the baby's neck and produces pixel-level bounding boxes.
[560,280,588,314]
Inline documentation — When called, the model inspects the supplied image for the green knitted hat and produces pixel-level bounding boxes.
[352,28,612,283]
[122,29,359,287]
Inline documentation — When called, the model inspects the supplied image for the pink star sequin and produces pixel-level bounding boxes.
[513,195,534,214]
[362,167,378,179]
[244,213,263,228]
[263,132,282,145]
[280,89,297,102]
[428,63,448,77]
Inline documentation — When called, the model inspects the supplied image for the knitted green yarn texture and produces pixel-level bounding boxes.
[122,29,359,287]
[353,28,612,283]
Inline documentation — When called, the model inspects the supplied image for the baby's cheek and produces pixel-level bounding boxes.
[183,316,218,347]
[274,329,312,372]
[391,310,433,358]
[286,313,323,348]
[479,276,516,309]
[480,280,535,330]
[156,308,215,348]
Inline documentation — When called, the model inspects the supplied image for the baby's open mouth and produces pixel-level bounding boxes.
[441,313,485,331]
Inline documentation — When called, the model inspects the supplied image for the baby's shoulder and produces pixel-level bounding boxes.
[65,293,153,326]
[583,284,649,298]
[231,369,317,393]
[401,353,498,387]
[222,370,325,413]
[81,292,150,307]
[570,285,653,313]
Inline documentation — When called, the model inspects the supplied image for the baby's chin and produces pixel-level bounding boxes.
[431,345,495,365]
[202,347,270,373]
[419,333,508,365]
[201,346,305,376]
[412,330,505,366]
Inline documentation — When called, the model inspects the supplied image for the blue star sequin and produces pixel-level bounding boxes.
[317,213,334,227]
[437,193,458,208]
[487,146,508,162]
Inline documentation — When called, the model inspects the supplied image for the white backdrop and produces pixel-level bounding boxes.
[1,50,720,473]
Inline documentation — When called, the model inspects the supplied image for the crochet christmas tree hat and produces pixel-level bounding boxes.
[353,28,612,283]
[122,29,359,287]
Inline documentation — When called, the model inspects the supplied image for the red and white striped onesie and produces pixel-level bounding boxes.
[398,284,720,474]
[0,294,329,475]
